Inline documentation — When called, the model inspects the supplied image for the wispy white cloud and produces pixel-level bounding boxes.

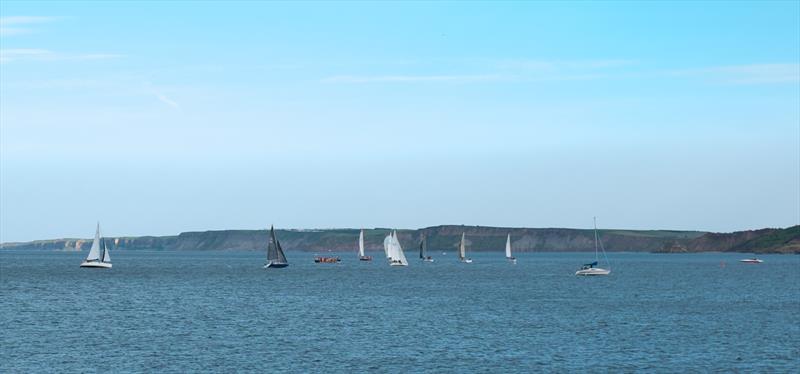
[322,74,507,83]
[0,16,58,36]
[154,92,180,109]
[0,48,123,63]
[689,63,800,84]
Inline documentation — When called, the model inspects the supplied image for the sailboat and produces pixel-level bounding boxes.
[384,230,408,266]
[505,234,516,264]
[358,229,372,261]
[264,225,289,268]
[576,217,611,276]
[80,222,112,268]
[458,232,473,263]
[419,234,434,262]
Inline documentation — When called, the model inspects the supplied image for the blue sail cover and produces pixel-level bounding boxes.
[583,261,598,267]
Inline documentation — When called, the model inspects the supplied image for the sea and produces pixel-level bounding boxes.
[1,250,798,372]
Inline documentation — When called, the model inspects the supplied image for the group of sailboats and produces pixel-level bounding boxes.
[78,219,611,275]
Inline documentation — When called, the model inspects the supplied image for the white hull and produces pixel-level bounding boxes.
[575,267,610,276]
[390,262,408,267]
[423,258,434,262]
[80,261,112,269]
[739,259,763,263]
[507,258,517,264]
[460,259,473,264]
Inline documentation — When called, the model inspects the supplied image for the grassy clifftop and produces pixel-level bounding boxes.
[3,225,797,253]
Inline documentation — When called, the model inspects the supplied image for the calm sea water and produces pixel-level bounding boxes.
[1,250,798,372]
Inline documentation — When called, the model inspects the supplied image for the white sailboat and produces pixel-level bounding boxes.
[358,229,372,261]
[264,225,289,268]
[576,217,611,276]
[384,230,408,266]
[458,232,472,263]
[80,222,112,269]
[505,234,516,264]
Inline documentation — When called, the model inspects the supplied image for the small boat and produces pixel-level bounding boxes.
[384,230,408,266]
[80,222,112,269]
[264,225,289,268]
[458,232,472,263]
[505,233,516,264]
[314,256,341,263]
[739,258,763,264]
[358,229,372,261]
[419,234,434,262]
[576,217,611,276]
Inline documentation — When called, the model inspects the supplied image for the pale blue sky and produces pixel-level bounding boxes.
[1,1,798,241]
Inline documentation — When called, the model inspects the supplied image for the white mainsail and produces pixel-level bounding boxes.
[358,229,365,257]
[387,230,408,265]
[85,222,102,261]
[505,234,512,258]
[459,232,466,260]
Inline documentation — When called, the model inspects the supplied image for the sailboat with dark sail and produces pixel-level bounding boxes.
[419,234,434,262]
[80,222,112,269]
[358,229,372,261]
[264,225,289,268]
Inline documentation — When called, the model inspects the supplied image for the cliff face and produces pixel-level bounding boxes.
[653,226,800,254]
[2,225,797,254]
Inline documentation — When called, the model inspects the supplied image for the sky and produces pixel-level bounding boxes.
[0,1,798,242]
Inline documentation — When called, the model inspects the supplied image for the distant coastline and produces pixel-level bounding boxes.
[2,225,798,254]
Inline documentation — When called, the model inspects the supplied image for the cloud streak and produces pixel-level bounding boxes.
[0,16,58,36]
[322,74,507,83]
[0,48,123,63]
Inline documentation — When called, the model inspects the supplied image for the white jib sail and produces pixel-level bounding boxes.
[505,234,512,258]
[102,239,111,263]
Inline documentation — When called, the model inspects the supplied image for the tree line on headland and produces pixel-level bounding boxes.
[2,225,798,254]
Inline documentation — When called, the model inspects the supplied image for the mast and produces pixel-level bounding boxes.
[593,217,599,263]
[358,229,365,257]
[85,222,102,261]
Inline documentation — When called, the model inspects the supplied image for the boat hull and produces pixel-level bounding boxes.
[80,261,112,269]
[264,262,289,269]
[739,259,763,263]
[359,256,372,261]
[575,268,610,276]
[460,259,473,264]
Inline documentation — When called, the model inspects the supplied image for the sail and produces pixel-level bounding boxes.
[358,229,365,257]
[505,234,512,258]
[275,238,288,263]
[389,230,408,265]
[419,234,426,259]
[459,233,466,260]
[267,226,287,263]
[85,223,102,261]
[101,237,111,263]
[383,234,392,259]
